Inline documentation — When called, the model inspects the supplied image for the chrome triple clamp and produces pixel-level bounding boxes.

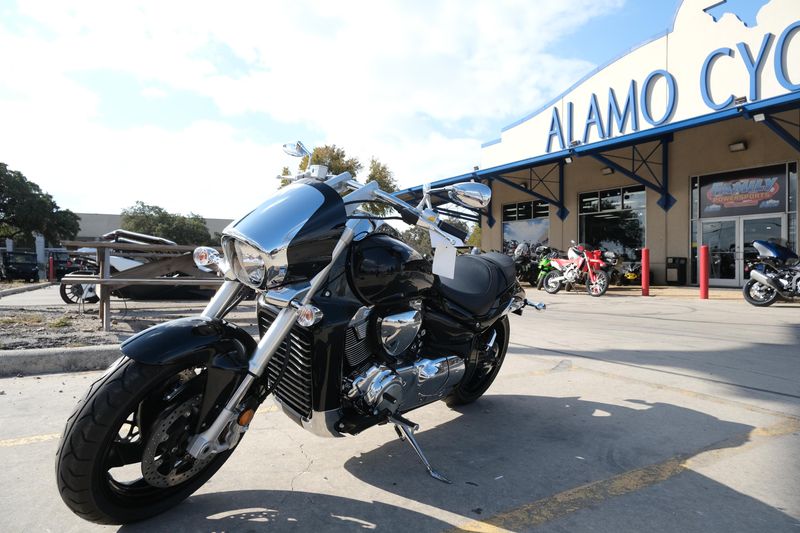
[390,414,451,484]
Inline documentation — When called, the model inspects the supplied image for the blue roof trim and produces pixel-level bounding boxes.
[396,90,800,198]
[493,0,684,139]
[481,138,501,148]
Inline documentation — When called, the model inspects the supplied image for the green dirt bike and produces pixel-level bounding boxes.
[534,247,562,290]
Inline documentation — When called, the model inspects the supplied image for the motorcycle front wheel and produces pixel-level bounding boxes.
[742,279,779,307]
[542,270,562,294]
[55,358,238,524]
[586,270,609,297]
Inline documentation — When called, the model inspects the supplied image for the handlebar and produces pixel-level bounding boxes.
[437,219,469,242]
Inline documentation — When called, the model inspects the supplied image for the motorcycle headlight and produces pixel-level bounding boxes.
[232,241,267,288]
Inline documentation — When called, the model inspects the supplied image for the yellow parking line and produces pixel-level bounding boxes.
[450,418,800,532]
[0,433,61,447]
[0,406,280,448]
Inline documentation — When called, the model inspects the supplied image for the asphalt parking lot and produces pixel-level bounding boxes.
[1,288,798,532]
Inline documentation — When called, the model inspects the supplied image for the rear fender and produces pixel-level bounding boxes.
[120,316,258,429]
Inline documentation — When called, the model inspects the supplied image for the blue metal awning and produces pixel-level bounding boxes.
[395,91,800,218]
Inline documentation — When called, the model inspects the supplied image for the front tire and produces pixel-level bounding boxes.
[60,271,100,304]
[586,270,609,296]
[742,279,779,307]
[55,358,237,524]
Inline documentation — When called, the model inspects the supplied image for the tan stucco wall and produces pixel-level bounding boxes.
[482,110,800,284]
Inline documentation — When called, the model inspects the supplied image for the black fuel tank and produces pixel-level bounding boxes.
[347,233,434,306]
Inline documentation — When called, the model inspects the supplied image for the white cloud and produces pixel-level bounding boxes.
[0,0,624,219]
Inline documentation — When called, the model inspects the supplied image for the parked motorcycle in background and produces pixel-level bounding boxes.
[55,140,547,525]
[542,241,609,296]
[601,250,622,286]
[513,242,539,286]
[743,239,800,306]
[534,246,562,290]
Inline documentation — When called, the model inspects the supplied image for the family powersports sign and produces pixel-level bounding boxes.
[479,0,800,168]
[544,18,800,153]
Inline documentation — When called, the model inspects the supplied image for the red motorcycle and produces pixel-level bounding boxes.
[542,241,609,296]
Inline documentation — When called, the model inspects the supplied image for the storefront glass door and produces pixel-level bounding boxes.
[741,215,784,266]
[700,215,786,286]
[701,219,738,286]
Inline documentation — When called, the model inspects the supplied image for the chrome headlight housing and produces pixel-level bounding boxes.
[223,237,288,290]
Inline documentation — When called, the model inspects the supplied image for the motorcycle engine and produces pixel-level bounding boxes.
[564,263,579,282]
[344,301,465,416]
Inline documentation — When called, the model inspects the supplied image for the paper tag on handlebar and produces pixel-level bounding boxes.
[430,231,456,279]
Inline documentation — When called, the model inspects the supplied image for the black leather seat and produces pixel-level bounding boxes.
[437,252,516,316]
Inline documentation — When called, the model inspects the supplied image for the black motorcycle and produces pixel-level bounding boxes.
[513,242,538,285]
[55,141,545,524]
[743,239,799,306]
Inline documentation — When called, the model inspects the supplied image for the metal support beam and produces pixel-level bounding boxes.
[433,207,479,223]
[590,141,676,210]
[486,179,495,228]
[557,160,568,220]
[492,175,567,215]
[760,117,800,153]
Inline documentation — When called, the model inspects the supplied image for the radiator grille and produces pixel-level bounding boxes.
[345,327,371,367]
[259,308,313,419]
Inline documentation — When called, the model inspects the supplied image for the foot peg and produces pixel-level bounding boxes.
[391,415,452,484]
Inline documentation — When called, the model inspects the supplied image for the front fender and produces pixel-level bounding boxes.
[120,316,256,368]
[121,316,259,431]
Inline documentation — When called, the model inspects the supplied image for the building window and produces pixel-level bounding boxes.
[579,186,645,260]
[502,200,549,254]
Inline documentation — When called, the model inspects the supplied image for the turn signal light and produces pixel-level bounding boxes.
[238,408,255,427]
[296,304,323,327]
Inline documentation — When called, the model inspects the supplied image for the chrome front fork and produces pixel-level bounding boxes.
[187,226,356,460]
[187,304,298,459]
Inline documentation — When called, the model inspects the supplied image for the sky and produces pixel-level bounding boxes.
[0,0,682,220]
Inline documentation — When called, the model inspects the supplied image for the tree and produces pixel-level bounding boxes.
[400,225,431,256]
[299,145,362,177]
[279,166,292,189]
[467,223,482,248]
[364,157,398,216]
[0,162,80,245]
[120,201,212,245]
[400,217,468,256]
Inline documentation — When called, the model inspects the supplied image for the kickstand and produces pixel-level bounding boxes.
[391,415,452,484]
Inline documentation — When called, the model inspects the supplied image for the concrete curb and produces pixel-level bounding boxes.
[0,344,120,377]
[0,281,55,298]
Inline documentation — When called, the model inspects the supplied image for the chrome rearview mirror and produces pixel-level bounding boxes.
[448,182,491,209]
[282,141,312,158]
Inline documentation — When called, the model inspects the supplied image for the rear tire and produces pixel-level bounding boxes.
[55,358,237,524]
[446,317,509,406]
[542,270,562,294]
[60,271,100,304]
[742,279,779,307]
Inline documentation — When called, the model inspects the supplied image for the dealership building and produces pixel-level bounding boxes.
[398,0,799,286]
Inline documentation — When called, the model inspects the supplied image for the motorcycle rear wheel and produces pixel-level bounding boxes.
[742,279,779,307]
[542,270,562,294]
[60,270,100,304]
[55,357,238,524]
[446,317,509,406]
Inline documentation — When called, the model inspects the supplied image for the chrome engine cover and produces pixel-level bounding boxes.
[347,356,465,415]
[379,310,422,357]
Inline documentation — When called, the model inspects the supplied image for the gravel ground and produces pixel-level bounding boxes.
[0,300,260,350]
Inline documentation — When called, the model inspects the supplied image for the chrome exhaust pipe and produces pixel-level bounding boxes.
[749,270,783,293]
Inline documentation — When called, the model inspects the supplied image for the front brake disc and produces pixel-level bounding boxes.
[141,394,212,488]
